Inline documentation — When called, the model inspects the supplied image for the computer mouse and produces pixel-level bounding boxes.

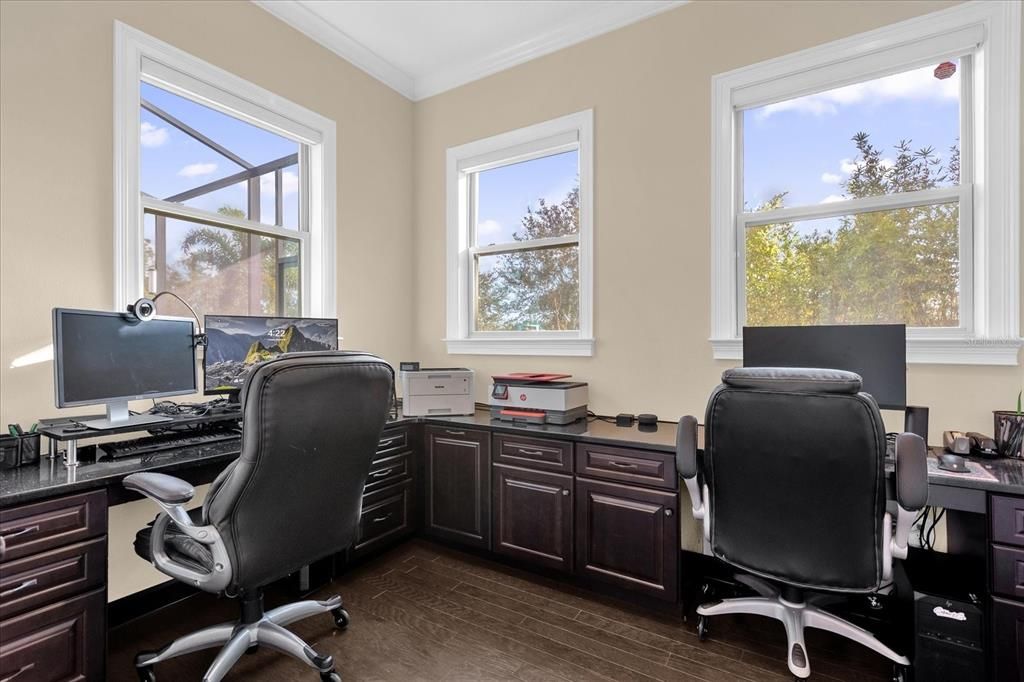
[938,453,970,473]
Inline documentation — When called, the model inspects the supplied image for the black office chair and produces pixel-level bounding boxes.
[124,351,395,682]
[678,368,928,680]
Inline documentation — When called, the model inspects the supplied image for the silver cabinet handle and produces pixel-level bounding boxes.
[1,663,34,682]
[372,513,393,523]
[1,525,39,543]
[606,461,636,469]
[444,429,466,436]
[0,578,38,599]
[665,509,673,517]
[371,468,394,478]
[517,448,544,456]
[561,489,569,496]
[378,438,397,448]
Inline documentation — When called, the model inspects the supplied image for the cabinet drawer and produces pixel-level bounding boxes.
[0,490,106,563]
[364,452,410,493]
[992,494,1024,548]
[493,434,572,473]
[356,480,412,554]
[575,444,676,490]
[0,587,104,682]
[992,544,1024,601]
[0,537,105,621]
[376,428,409,458]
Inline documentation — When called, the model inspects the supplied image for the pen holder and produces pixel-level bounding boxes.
[994,411,1024,459]
[0,435,19,469]
[19,433,40,465]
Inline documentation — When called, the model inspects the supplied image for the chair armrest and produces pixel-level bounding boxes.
[888,432,929,567]
[676,416,706,524]
[123,472,233,592]
[124,472,195,505]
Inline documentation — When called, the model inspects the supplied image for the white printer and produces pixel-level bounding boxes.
[400,367,475,417]
[487,373,588,425]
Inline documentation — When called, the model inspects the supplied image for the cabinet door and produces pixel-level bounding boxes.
[424,426,490,549]
[575,477,678,601]
[992,597,1024,682]
[492,464,573,572]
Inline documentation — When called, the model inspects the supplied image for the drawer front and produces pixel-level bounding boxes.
[375,428,409,459]
[364,452,410,493]
[992,544,1024,601]
[493,434,572,473]
[991,597,1024,682]
[356,480,412,554]
[0,537,105,621]
[992,494,1024,548]
[0,490,106,563]
[575,444,677,490]
[0,587,104,682]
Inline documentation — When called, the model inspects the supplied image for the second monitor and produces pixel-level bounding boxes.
[743,324,906,410]
[204,315,339,396]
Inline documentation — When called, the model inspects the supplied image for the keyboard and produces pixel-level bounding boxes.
[99,430,241,459]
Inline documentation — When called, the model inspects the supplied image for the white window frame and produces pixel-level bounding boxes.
[710,1,1021,365]
[445,110,594,356]
[113,22,337,320]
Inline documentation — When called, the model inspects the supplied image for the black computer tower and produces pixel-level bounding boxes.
[914,592,985,681]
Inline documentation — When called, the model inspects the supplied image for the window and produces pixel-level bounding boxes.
[446,111,593,355]
[711,2,1021,365]
[115,23,336,321]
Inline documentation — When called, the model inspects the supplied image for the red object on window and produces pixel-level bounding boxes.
[934,61,956,80]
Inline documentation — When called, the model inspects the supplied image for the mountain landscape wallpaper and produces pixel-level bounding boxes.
[204,316,338,392]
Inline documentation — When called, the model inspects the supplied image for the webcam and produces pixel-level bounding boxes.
[129,297,157,322]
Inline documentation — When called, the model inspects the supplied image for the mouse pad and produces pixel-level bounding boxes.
[927,457,998,482]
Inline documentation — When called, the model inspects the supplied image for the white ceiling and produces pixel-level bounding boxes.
[253,1,687,100]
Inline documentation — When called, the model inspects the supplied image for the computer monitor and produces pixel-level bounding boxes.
[742,324,907,410]
[203,315,339,396]
[53,308,198,429]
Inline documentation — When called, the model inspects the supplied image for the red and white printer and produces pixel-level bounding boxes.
[488,373,588,425]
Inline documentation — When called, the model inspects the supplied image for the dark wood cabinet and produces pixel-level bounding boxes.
[992,597,1024,681]
[492,464,573,572]
[575,477,678,601]
[424,426,490,549]
[355,479,414,556]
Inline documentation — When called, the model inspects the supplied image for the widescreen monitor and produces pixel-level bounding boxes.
[204,315,339,395]
[742,324,907,410]
[53,308,197,428]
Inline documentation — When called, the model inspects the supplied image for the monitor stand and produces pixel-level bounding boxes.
[78,400,172,430]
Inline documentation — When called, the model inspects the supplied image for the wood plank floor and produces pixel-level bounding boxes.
[108,540,894,681]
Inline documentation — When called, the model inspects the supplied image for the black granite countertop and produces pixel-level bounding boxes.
[4,408,1022,507]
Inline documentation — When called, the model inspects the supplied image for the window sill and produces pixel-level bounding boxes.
[445,337,595,357]
[710,337,1022,366]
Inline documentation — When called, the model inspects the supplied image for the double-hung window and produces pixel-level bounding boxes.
[710,3,1020,364]
[446,111,593,356]
[114,23,336,321]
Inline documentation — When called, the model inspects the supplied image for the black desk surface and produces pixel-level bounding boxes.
[3,409,1022,507]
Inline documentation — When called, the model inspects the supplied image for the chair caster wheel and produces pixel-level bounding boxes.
[331,606,350,630]
[892,664,908,682]
[697,615,710,641]
[136,665,156,682]
[320,670,341,681]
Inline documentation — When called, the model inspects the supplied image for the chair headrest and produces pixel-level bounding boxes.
[722,367,863,395]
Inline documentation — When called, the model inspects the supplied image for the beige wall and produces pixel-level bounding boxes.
[0,0,415,428]
[412,0,1024,444]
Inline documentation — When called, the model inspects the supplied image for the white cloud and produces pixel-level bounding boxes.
[840,158,860,175]
[756,63,960,119]
[178,162,218,178]
[820,194,846,204]
[477,219,502,236]
[140,122,169,148]
[259,170,300,196]
[880,157,895,169]
[821,172,842,184]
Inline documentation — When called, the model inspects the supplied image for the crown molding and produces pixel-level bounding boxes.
[252,0,416,99]
[411,1,688,100]
[252,1,688,101]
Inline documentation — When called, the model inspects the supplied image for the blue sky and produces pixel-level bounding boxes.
[743,61,961,233]
[139,82,300,232]
[475,150,579,246]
